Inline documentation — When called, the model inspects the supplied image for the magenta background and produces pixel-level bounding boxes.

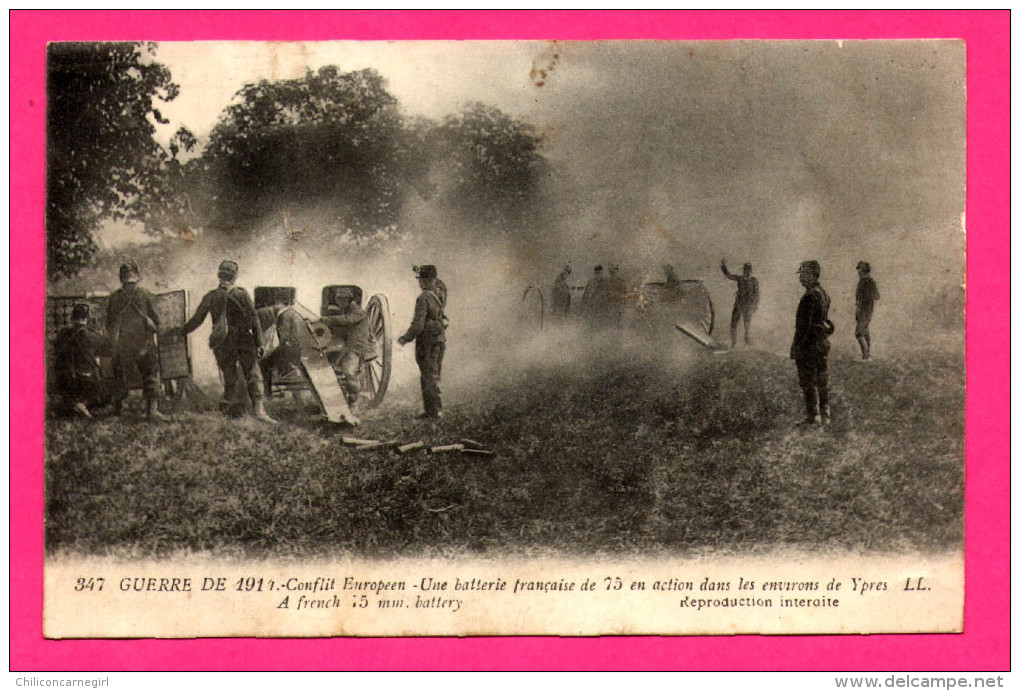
[10,11,1008,671]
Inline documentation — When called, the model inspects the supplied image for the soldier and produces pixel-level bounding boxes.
[721,259,759,348]
[320,287,377,407]
[106,261,167,421]
[53,302,114,417]
[606,263,627,325]
[397,265,447,419]
[551,264,572,317]
[855,261,880,360]
[257,298,305,396]
[417,264,448,309]
[581,264,609,323]
[791,260,834,425]
[181,260,275,423]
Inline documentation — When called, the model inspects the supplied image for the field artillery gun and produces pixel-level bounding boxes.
[519,273,720,348]
[255,284,393,426]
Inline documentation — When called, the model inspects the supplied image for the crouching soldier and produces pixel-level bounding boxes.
[53,302,114,417]
[398,265,447,419]
[182,260,276,423]
[106,262,168,421]
[321,286,377,407]
[257,298,306,396]
[791,260,834,425]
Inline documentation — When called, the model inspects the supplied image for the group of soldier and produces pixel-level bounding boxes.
[54,251,878,429]
[548,257,880,426]
[52,260,449,424]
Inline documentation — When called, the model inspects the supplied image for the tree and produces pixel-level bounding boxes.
[437,103,546,232]
[195,66,424,237]
[46,42,186,279]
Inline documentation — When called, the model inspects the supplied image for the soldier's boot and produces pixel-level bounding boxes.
[111,399,123,417]
[253,398,278,424]
[857,336,868,360]
[800,387,820,425]
[146,397,170,422]
[818,383,831,425]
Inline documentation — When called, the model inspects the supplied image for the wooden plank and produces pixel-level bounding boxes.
[674,322,727,351]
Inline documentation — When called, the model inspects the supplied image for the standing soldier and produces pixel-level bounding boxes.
[182,260,276,423]
[321,287,377,407]
[791,260,834,425]
[721,259,759,348]
[106,261,167,421]
[581,265,608,323]
[855,261,880,360]
[606,263,627,326]
[397,265,447,419]
[53,302,114,417]
[551,264,572,317]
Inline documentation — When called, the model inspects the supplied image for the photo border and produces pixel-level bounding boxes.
[11,10,1009,671]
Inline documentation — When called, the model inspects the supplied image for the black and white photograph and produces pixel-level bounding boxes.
[43,39,966,637]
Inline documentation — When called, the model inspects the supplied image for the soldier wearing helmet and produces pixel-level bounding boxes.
[791,260,833,425]
[105,261,167,421]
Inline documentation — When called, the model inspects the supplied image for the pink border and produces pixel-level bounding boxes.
[11,11,1008,671]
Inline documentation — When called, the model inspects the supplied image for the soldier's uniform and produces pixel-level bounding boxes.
[257,303,306,395]
[582,265,610,324]
[54,303,114,416]
[106,262,162,413]
[722,262,759,347]
[552,265,572,317]
[855,262,880,359]
[606,264,627,326]
[321,289,378,405]
[791,260,833,424]
[398,265,447,418]
[183,260,269,418]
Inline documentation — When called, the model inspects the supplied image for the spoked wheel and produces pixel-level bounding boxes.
[520,285,545,332]
[361,294,392,408]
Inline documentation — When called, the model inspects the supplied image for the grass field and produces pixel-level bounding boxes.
[45,343,964,559]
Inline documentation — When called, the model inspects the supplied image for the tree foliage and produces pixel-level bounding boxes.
[194,67,423,236]
[46,42,187,278]
[437,102,546,231]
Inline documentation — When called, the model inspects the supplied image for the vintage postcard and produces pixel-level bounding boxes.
[41,39,965,638]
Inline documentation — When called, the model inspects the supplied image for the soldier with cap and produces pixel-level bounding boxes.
[321,287,378,407]
[182,260,275,423]
[791,260,834,425]
[53,302,114,417]
[106,261,167,421]
[398,265,447,419]
[551,264,572,317]
[855,261,880,360]
[721,259,760,348]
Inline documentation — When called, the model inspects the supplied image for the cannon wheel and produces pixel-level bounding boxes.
[361,294,392,408]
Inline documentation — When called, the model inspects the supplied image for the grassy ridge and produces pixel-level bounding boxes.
[45,347,964,558]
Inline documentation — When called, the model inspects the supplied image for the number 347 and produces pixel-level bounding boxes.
[75,577,105,592]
